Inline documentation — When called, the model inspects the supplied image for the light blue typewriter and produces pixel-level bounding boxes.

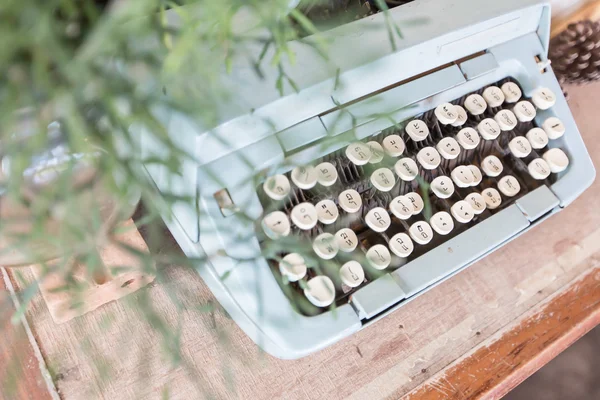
[141,0,595,359]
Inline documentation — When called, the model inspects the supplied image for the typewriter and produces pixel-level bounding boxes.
[141,0,595,359]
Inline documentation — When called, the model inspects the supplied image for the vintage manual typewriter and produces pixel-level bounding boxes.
[141,0,595,359]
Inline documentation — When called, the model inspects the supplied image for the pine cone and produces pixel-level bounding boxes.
[550,20,600,85]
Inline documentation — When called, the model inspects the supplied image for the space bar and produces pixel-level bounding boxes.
[392,204,530,298]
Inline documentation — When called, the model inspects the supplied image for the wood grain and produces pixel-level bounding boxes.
[2,83,600,400]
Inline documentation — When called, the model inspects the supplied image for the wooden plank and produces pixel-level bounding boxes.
[4,83,600,399]
[402,268,600,400]
[0,271,53,400]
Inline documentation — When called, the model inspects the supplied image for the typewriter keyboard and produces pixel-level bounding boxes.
[257,78,569,315]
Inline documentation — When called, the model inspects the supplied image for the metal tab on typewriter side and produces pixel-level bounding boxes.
[515,185,560,222]
[351,274,407,320]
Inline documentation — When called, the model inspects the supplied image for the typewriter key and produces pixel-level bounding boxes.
[494,109,518,131]
[417,147,441,170]
[389,233,414,258]
[526,128,549,150]
[481,155,504,178]
[528,158,552,180]
[509,136,533,158]
[468,165,483,187]
[501,82,522,103]
[291,202,318,230]
[339,189,362,213]
[370,168,396,192]
[304,276,336,307]
[346,142,372,165]
[316,199,339,225]
[436,137,461,160]
[532,87,556,110]
[452,105,468,127]
[513,101,536,122]
[339,261,365,288]
[482,188,502,210]
[261,211,291,239]
[431,176,455,199]
[291,165,318,190]
[366,244,392,270]
[483,86,505,108]
[405,192,424,215]
[335,228,359,253]
[543,148,570,173]
[435,103,458,125]
[465,193,486,215]
[451,166,474,188]
[409,221,434,245]
[263,174,290,201]
[477,118,501,140]
[365,207,392,233]
[316,162,339,187]
[405,119,430,142]
[498,175,521,197]
[464,94,487,116]
[430,211,454,236]
[367,141,385,163]
[279,253,307,282]
[456,127,481,150]
[382,135,406,157]
[390,196,413,220]
[313,233,339,260]
[542,117,566,140]
[451,200,475,224]
[394,158,419,181]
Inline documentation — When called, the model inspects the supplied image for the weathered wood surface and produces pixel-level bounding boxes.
[2,82,600,400]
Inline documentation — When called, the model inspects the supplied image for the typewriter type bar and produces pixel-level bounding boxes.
[258,78,570,316]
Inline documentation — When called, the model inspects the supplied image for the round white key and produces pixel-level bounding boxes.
[365,207,392,233]
[498,175,521,197]
[431,176,455,199]
[430,211,455,236]
[389,233,414,258]
[532,87,557,110]
[435,103,458,125]
[261,211,291,239]
[279,253,307,282]
[405,192,425,215]
[371,168,396,192]
[465,192,486,215]
[366,245,392,270]
[409,221,434,245]
[526,128,549,149]
[508,136,533,158]
[367,141,385,164]
[313,233,339,260]
[452,105,468,127]
[336,228,359,253]
[451,165,475,188]
[456,127,481,150]
[395,158,419,181]
[291,165,318,190]
[483,86,505,108]
[304,276,336,308]
[436,137,461,160]
[340,261,365,288]
[468,165,483,187]
[543,148,570,173]
[451,200,475,224]
[481,155,504,178]
[291,202,318,230]
[417,147,441,170]
[478,119,502,140]
[464,94,487,115]
[346,142,372,165]
[482,188,502,210]
[542,117,566,140]
[263,174,291,200]
[528,158,552,180]
[390,196,413,220]
[382,135,406,157]
[501,82,522,103]
[339,189,362,213]
[495,109,518,131]
[315,199,339,225]
[405,120,430,142]
[316,162,338,187]
[513,101,537,122]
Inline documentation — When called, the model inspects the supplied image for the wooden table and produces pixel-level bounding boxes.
[2,82,600,400]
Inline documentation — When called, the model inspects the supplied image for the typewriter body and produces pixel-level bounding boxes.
[141,0,595,359]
